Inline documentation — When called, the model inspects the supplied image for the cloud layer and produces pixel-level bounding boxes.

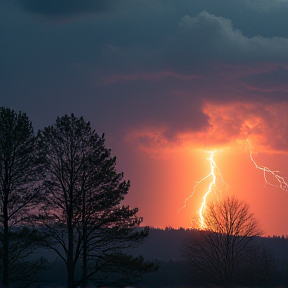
[1,0,288,152]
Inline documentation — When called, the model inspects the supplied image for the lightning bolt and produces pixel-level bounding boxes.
[179,151,229,229]
[248,139,288,192]
[198,151,217,228]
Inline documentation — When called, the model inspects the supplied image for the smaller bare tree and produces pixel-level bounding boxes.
[182,196,262,288]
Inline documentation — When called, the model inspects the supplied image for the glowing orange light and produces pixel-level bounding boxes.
[248,139,288,192]
[179,150,228,229]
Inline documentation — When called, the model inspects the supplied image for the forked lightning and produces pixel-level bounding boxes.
[248,139,288,192]
[180,140,288,229]
[179,151,228,229]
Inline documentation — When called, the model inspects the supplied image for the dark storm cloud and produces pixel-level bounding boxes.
[241,67,288,96]
[158,11,288,73]
[95,10,288,107]
[93,78,210,140]
[14,0,117,17]
[1,0,288,147]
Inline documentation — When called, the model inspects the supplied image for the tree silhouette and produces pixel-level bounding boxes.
[37,114,154,288]
[182,196,262,288]
[0,107,45,287]
[238,244,279,287]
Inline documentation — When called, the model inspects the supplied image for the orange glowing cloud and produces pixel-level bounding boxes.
[127,101,288,156]
[202,102,288,153]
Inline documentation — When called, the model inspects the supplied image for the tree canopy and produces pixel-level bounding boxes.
[37,114,154,288]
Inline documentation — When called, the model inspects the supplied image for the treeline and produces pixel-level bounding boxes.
[140,257,288,288]
[131,227,288,288]
[0,107,156,288]
[134,227,288,262]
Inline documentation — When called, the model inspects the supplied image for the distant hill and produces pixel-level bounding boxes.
[131,227,288,261]
[130,227,187,261]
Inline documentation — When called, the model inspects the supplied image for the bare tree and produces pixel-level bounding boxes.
[182,196,262,288]
[37,114,154,288]
[0,107,44,287]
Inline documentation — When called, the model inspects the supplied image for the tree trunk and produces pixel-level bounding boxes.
[3,193,9,288]
[81,226,88,288]
[67,210,75,288]
[81,190,88,288]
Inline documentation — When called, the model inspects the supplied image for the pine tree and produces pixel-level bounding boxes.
[37,114,154,288]
[0,107,44,287]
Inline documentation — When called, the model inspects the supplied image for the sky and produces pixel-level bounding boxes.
[1,0,288,236]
